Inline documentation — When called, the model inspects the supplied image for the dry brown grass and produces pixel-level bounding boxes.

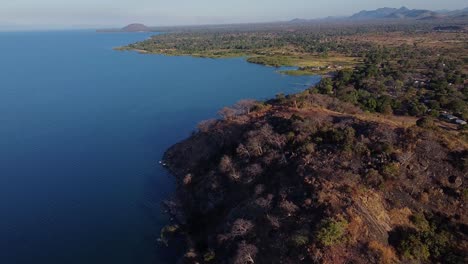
[368,240,399,264]
[340,30,468,74]
[388,207,413,227]
[341,31,467,49]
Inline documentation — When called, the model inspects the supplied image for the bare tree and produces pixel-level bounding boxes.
[236,143,249,158]
[197,119,217,132]
[266,214,281,229]
[230,219,254,238]
[255,194,274,209]
[218,99,257,120]
[246,163,263,178]
[235,99,257,115]
[233,241,258,264]
[246,137,264,157]
[280,200,299,215]
[219,155,234,173]
[218,107,237,120]
[229,169,241,181]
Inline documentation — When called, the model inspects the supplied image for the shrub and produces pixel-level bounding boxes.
[354,142,369,155]
[280,200,299,215]
[410,212,430,232]
[382,162,400,180]
[365,169,384,187]
[158,225,180,246]
[398,233,430,261]
[463,188,468,202]
[301,143,316,154]
[416,117,435,129]
[316,217,349,246]
[203,250,216,262]
[368,240,398,264]
[395,214,454,262]
[290,232,310,247]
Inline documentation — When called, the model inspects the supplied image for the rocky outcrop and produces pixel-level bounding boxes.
[163,98,467,263]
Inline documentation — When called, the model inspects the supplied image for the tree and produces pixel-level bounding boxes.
[219,155,234,173]
[316,217,349,246]
[218,99,257,120]
[317,78,334,95]
[233,241,258,264]
[376,96,393,114]
[230,219,254,238]
[235,99,257,115]
[197,119,217,132]
[219,107,237,120]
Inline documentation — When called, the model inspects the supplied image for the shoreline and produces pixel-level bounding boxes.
[120,25,468,262]
[116,46,345,77]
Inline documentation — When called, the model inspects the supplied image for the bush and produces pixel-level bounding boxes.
[316,217,348,246]
[398,233,430,261]
[365,169,384,187]
[395,214,454,262]
[416,117,435,129]
[368,240,398,264]
[301,143,315,154]
[203,250,216,262]
[410,212,430,232]
[382,162,400,180]
[290,230,310,247]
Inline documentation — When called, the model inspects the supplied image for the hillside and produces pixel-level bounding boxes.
[121,23,151,32]
[162,93,467,263]
[350,7,405,20]
[350,7,436,20]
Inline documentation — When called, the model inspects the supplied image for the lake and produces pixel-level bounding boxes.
[0,31,320,264]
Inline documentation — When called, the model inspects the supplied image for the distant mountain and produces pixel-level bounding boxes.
[386,8,435,19]
[417,14,445,20]
[288,16,346,24]
[350,7,403,20]
[434,9,452,14]
[348,6,468,21]
[452,12,468,19]
[289,18,310,23]
[443,7,468,18]
[349,6,436,20]
[121,24,151,32]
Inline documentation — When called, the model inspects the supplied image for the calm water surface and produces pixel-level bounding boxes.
[0,31,320,264]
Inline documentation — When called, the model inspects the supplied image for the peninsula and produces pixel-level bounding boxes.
[126,10,467,264]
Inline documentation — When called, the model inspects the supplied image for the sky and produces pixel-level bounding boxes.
[0,0,467,29]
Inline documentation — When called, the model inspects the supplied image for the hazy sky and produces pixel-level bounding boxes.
[1,0,467,29]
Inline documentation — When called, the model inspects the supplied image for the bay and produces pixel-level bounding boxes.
[0,30,319,264]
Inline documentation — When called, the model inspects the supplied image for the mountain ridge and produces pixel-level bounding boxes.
[290,6,468,23]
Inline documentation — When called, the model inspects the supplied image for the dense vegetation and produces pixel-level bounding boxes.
[128,20,468,263]
[315,46,467,119]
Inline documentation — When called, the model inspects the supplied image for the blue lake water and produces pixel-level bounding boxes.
[0,31,320,264]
